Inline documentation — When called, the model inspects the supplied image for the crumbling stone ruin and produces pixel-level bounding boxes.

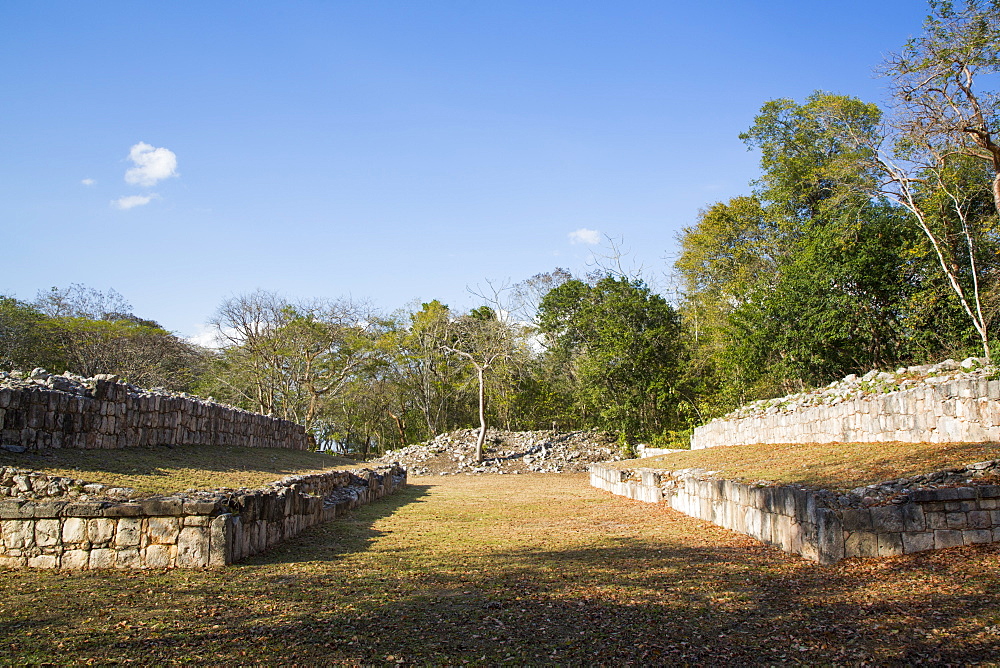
[0,464,406,569]
[373,428,621,475]
[0,369,313,451]
[692,358,1000,449]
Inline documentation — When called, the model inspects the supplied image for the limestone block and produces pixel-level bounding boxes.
[176,527,208,568]
[62,517,88,544]
[35,519,60,547]
[870,506,905,533]
[104,504,143,518]
[877,533,904,557]
[143,544,174,568]
[209,514,234,566]
[2,520,34,549]
[839,508,872,532]
[147,517,180,544]
[946,512,967,529]
[963,529,992,545]
[845,531,879,558]
[967,510,991,529]
[140,497,183,516]
[902,531,935,554]
[116,548,141,568]
[115,518,142,548]
[27,554,58,568]
[87,518,116,544]
[926,511,948,530]
[183,515,211,527]
[89,548,115,568]
[899,504,926,532]
[0,555,27,567]
[61,549,90,569]
[934,529,965,549]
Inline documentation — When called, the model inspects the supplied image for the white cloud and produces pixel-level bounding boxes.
[81,178,96,186]
[569,228,601,245]
[124,142,178,187]
[112,193,158,210]
[186,324,227,349]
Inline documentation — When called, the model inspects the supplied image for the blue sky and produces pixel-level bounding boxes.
[1,1,927,340]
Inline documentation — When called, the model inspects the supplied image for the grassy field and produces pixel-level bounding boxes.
[620,440,1000,491]
[1,472,999,664]
[0,445,357,496]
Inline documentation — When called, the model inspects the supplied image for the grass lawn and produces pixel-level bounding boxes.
[1,473,998,664]
[617,440,1000,491]
[0,445,357,496]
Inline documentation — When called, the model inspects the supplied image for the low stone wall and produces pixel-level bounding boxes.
[590,463,1000,564]
[0,375,312,451]
[0,465,406,569]
[692,369,1000,450]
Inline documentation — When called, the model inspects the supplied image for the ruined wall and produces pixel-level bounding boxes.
[590,463,1000,564]
[691,360,1000,450]
[0,372,312,451]
[0,465,406,569]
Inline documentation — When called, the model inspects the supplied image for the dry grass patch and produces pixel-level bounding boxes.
[1,473,999,664]
[0,445,357,496]
[617,441,1000,491]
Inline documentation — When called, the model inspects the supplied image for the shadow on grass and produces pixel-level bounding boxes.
[26,531,999,664]
[244,484,434,566]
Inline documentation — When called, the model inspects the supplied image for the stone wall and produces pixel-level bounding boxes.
[0,465,406,569]
[590,463,1000,564]
[0,373,313,451]
[691,360,1000,449]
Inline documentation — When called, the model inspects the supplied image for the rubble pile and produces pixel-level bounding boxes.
[1,368,225,406]
[374,428,622,476]
[725,357,994,420]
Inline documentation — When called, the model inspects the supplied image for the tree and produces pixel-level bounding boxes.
[0,297,57,371]
[831,0,1000,359]
[440,306,528,463]
[205,291,379,439]
[34,284,132,320]
[538,275,687,442]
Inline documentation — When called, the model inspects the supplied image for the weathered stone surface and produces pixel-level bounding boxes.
[143,544,173,568]
[902,531,935,554]
[87,518,115,544]
[61,549,90,569]
[176,527,208,567]
[115,518,142,548]
[934,530,965,549]
[147,517,180,544]
[140,498,183,516]
[62,517,87,544]
[103,504,143,518]
[845,531,879,558]
[34,518,60,547]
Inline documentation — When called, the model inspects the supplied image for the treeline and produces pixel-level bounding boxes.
[5,2,1000,454]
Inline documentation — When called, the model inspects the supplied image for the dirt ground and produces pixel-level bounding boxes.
[1,473,999,664]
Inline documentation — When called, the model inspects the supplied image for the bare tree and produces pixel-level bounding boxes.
[34,284,132,320]
[440,308,526,462]
[862,0,1000,359]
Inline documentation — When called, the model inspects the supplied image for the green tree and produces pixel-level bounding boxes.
[539,275,687,442]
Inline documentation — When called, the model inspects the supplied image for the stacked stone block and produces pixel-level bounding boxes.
[0,380,312,451]
[691,378,1000,449]
[0,465,406,569]
[589,463,1000,564]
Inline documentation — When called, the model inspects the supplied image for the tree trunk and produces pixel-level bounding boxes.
[475,366,487,463]
[388,410,407,447]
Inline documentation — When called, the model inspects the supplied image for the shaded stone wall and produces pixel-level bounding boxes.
[590,463,1000,564]
[0,380,312,451]
[0,465,406,569]
[691,377,1000,450]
